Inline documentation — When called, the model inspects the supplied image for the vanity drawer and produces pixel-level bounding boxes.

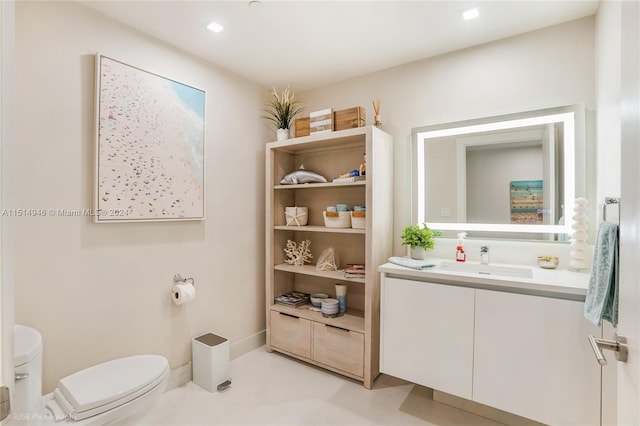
[270,310,312,359]
[313,322,364,377]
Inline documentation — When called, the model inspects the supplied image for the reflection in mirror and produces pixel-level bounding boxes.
[413,105,584,240]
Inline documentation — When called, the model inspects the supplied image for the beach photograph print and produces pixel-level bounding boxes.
[96,55,205,222]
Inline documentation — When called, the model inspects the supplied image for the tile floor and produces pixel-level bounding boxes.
[137,346,519,426]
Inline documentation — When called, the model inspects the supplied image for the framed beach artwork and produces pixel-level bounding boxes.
[510,180,543,224]
[94,54,205,222]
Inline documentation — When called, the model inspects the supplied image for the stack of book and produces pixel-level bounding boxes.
[274,291,310,307]
[344,264,365,278]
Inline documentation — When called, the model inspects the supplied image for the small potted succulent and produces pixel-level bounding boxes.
[401,223,442,259]
[263,87,304,141]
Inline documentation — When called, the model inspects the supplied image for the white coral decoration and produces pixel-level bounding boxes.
[284,239,313,266]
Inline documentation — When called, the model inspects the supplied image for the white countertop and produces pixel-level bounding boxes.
[379,258,591,299]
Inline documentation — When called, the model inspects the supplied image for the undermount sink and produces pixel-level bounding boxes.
[438,261,533,279]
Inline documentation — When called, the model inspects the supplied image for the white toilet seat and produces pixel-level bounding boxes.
[45,355,169,423]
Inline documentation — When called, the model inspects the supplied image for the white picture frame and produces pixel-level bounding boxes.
[94,54,205,222]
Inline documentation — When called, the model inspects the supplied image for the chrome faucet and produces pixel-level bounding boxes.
[480,246,489,265]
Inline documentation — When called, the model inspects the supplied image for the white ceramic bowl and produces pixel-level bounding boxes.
[321,298,339,313]
[310,293,329,307]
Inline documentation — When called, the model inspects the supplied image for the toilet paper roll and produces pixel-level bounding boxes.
[172,282,196,305]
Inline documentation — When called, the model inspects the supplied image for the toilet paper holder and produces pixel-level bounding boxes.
[174,274,195,286]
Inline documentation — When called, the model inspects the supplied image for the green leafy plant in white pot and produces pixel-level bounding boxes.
[400,223,442,260]
[263,87,304,141]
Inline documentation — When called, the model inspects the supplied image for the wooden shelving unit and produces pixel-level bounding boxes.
[265,126,393,389]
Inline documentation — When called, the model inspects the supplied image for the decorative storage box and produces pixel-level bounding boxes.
[294,117,310,137]
[310,109,333,133]
[334,106,366,131]
[350,211,366,229]
[323,211,352,228]
[285,206,308,226]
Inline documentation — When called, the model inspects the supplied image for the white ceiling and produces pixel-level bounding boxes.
[81,0,600,92]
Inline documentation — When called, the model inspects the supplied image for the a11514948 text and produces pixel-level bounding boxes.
[1,208,130,217]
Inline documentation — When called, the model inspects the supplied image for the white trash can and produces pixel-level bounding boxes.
[192,333,231,392]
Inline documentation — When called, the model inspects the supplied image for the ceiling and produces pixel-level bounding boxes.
[81,0,600,92]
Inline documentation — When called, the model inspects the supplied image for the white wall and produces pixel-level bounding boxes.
[595,1,622,220]
[14,1,268,392]
[301,17,595,258]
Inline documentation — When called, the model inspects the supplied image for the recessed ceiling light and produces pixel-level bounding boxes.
[207,22,224,33]
[462,7,479,21]
[248,1,263,8]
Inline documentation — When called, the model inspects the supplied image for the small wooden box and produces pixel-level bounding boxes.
[294,117,310,137]
[310,108,333,133]
[334,106,366,131]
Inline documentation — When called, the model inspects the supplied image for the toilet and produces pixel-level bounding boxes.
[13,325,43,424]
[13,325,169,425]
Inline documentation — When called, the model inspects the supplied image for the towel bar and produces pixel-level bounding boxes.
[602,197,620,223]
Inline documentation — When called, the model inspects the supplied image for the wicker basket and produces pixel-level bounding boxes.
[285,207,308,226]
[323,211,351,228]
[350,211,366,229]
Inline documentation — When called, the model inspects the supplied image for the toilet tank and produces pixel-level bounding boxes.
[13,325,43,425]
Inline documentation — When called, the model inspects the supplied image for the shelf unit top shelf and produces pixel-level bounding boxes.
[267,126,381,154]
[271,303,365,333]
[274,264,366,284]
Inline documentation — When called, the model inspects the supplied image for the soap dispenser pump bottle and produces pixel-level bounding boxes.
[456,232,467,262]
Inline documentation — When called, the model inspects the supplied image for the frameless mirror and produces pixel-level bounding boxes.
[412,105,585,240]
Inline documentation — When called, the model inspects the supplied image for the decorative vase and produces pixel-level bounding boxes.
[569,198,589,271]
[276,128,289,141]
[335,284,347,315]
[410,247,427,260]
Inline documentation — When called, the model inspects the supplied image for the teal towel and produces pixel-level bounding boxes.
[389,257,436,270]
[584,222,619,327]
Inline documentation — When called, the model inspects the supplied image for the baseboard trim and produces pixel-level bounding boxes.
[230,329,266,360]
[167,362,192,391]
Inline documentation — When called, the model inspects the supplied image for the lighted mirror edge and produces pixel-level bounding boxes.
[416,112,574,140]
[425,222,569,234]
[413,105,580,237]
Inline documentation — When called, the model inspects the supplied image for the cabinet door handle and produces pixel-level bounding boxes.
[325,324,350,333]
[279,312,300,319]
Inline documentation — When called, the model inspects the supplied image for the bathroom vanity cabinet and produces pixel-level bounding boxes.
[265,126,393,388]
[380,277,475,399]
[380,265,600,425]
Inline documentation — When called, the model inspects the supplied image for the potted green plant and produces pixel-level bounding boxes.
[263,87,304,141]
[401,223,442,259]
